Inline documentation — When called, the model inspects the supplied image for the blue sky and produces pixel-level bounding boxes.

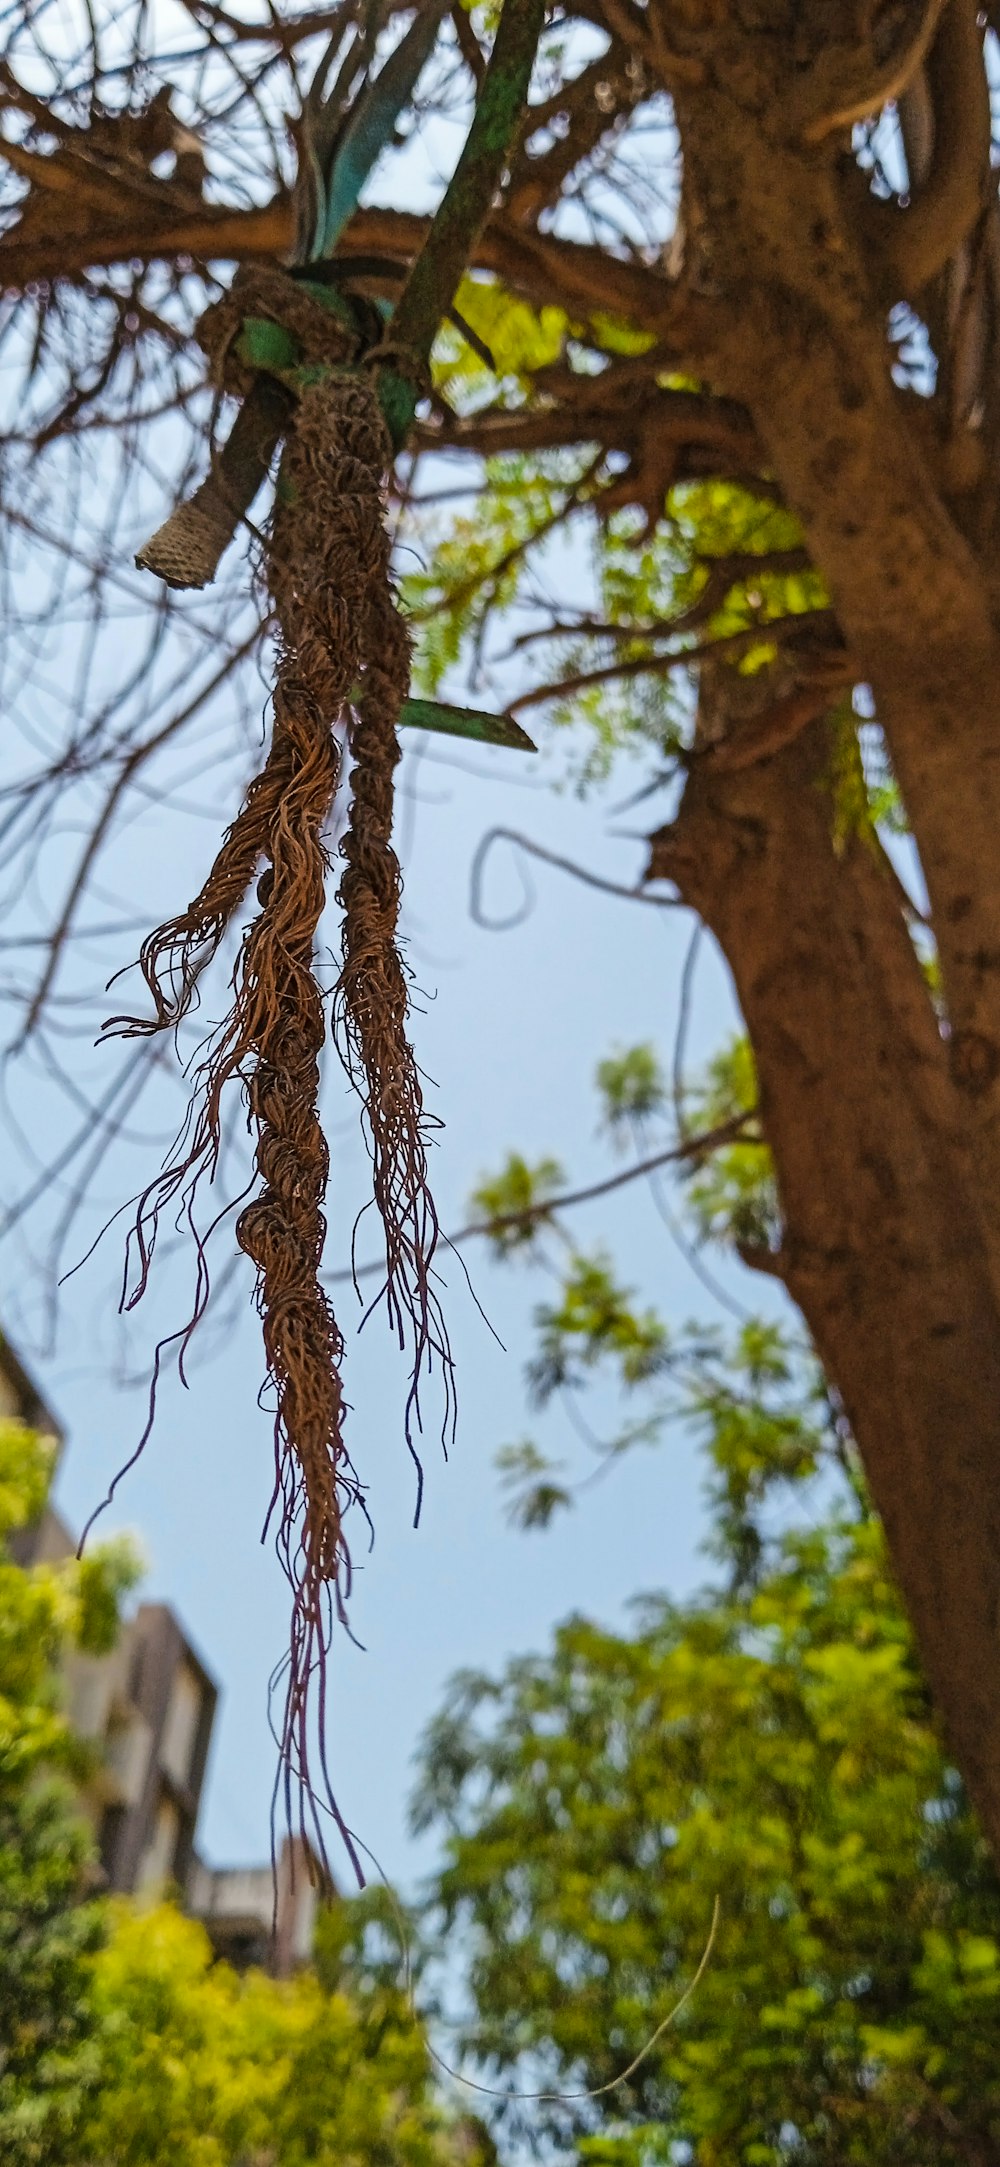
[20,719,752,1888]
[0,14,772,1895]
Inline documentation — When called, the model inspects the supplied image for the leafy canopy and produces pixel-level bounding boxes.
[0,1414,490,2167]
[415,1362,1000,2167]
[75,1900,465,2167]
[0,1415,138,2166]
[411,1050,1000,2166]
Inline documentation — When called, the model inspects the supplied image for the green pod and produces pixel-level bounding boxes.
[398,697,536,753]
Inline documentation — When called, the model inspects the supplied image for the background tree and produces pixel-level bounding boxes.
[414,1301,1000,2166]
[0,1415,135,2164]
[2,0,1000,1860]
[72,1897,481,2167]
[0,1413,494,2166]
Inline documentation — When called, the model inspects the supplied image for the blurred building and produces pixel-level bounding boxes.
[2,1327,317,1975]
[187,1836,318,1975]
[0,1328,62,1438]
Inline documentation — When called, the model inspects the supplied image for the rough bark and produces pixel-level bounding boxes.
[669,79,1000,1232]
[649,719,1000,1856]
[627,16,1000,1851]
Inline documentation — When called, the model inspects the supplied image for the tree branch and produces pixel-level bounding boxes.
[693,677,853,775]
[791,0,951,143]
[417,382,762,475]
[508,609,844,714]
[469,826,688,925]
[850,0,992,298]
[0,191,717,358]
[326,1114,757,1282]
[506,43,637,221]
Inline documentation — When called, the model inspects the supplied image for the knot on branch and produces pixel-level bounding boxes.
[199,262,358,395]
[949,1028,1000,1097]
[135,264,362,592]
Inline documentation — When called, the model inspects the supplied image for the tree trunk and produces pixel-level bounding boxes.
[625,26,1000,1856]
[649,717,1000,1856]
[666,56,1000,1316]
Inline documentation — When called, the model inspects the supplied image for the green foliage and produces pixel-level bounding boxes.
[407,329,918,818]
[408,422,837,756]
[469,1151,565,1256]
[827,703,909,860]
[472,1043,792,1535]
[495,1441,571,1531]
[413,331,847,776]
[313,1878,421,2001]
[596,1045,667,1137]
[0,1419,51,1536]
[73,1542,141,1661]
[829,700,877,857]
[0,1418,138,2165]
[529,1253,669,1399]
[472,1134,679,1526]
[669,480,807,562]
[588,315,658,359]
[0,1423,141,1788]
[663,481,828,675]
[439,277,568,396]
[682,1039,778,1257]
[456,2,500,33]
[73,1900,458,2167]
[402,450,593,697]
[858,718,908,834]
[686,1320,850,1590]
[0,1422,482,2166]
[428,1028,999,2162]
[0,1782,104,2167]
[415,1438,1000,2165]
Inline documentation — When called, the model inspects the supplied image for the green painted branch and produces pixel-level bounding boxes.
[316,0,451,257]
[398,696,536,751]
[388,0,547,395]
[137,2,548,589]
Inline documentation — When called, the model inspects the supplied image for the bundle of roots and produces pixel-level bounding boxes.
[110,273,452,1879]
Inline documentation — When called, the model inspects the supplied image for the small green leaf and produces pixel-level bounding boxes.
[596,1044,667,1131]
[399,697,536,752]
[470,1152,565,1254]
[234,318,301,375]
[496,1442,572,1531]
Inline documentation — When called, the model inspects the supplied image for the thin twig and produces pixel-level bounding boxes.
[470,824,685,926]
[327,1112,759,1285]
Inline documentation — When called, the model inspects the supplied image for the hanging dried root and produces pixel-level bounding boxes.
[233,651,358,1876]
[103,0,550,1880]
[335,483,455,1489]
[267,368,454,1499]
[111,323,451,1879]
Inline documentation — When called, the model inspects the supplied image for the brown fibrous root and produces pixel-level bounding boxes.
[106,271,452,1879]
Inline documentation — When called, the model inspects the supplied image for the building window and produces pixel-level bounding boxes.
[137,1796,180,1891]
[160,1661,204,1790]
[98,1804,127,1885]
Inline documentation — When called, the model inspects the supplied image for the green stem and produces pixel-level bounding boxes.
[398,695,536,752]
[389,0,547,380]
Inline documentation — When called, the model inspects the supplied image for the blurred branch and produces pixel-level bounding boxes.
[790,0,950,142]
[328,1113,759,1283]
[0,177,719,357]
[508,609,845,715]
[469,825,689,923]
[851,0,992,297]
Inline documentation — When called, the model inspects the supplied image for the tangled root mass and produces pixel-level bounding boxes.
[109,295,453,1881]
